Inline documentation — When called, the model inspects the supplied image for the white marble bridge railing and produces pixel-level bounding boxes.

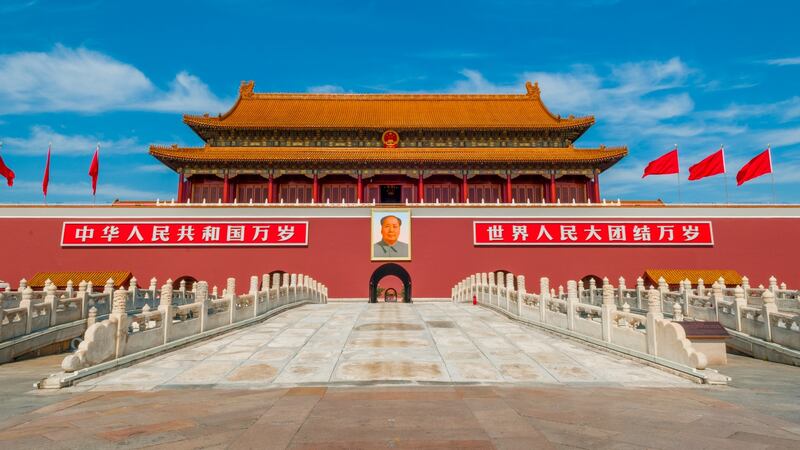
[452,272,708,372]
[0,277,199,344]
[573,275,800,352]
[60,272,327,373]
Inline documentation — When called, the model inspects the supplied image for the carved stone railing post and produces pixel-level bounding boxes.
[589,278,596,304]
[768,276,778,293]
[517,275,526,316]
[195,281,209,332]
[539,277,549,323]
[104,278,115,304]
[149,277,158,301]
[20,287,33,335]
[249,275,259,318]
[111,288,129,358]
[682,279,691,316]
[505,273,514,311]
[158,283,173,345]
[601,282,616,342]
[646,288,662,356]
[657,277,668,312]
[226,277,237,324]
[566,280,577,331]
[129,277,138,304]
[77,280,88,318]
[673,302,684,321]
[617,277,626,307]
[45,282,58,326]
[18,278,27,293]
[711,281,722,321]
[577,279,585,302]
[635,276,645,310]
[487,273,496,306]
[272,273,281,305]
[761,289,777,342]
[86,280,94,294]
[696,278,705,297]
[86,306,98,328]
[741,276,750,298]
[732,285,746,332]
[65,280,74,299]
[282,273,290,305]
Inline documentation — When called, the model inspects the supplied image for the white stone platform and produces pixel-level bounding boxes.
[78,303,692,389]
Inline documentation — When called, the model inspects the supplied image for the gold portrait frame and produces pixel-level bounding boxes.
[370,208,412,261]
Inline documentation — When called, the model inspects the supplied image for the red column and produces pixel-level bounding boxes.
[505,173,513,203]
[418,172,424,203]
[312,172,319,203]
[593,171,601,203]
[223,173,230,203]
[177,172,185,202]
[549,172,556,203]
[267,172,274,203]
[461,173,468,203]
[357,173,363,203]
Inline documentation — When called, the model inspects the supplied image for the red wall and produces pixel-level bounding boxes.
[0,214,798,298]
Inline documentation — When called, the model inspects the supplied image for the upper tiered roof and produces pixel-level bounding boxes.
[183,81,595,133]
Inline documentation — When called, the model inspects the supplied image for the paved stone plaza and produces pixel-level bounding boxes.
[0,303,799,449]
[80,302,689,389]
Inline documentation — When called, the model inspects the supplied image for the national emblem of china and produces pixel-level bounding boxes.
[382,130,399,148]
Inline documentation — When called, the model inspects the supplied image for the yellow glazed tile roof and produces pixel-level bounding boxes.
[643,269,743,286]
[150,145,628,164]
[28,271,133,289]
[183,81,595,130]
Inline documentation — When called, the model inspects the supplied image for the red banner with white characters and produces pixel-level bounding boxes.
[474,221,713,246]
[61,222,308,247]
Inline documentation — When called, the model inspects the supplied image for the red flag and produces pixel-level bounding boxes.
[688,148,726,181]
[88,145,99,195]
[43,145,51,197]
[736,148,772,186]
[642,148,679,177]
[0,144,15,187]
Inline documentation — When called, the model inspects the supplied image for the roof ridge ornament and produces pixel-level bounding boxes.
[525,81,540,98]
[240,80,255,98]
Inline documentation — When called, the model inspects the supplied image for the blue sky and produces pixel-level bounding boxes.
[0,0,798,204]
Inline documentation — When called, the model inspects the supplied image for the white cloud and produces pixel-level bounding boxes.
[764,57,800,66]
[307,84,346,93]
[0,45,230,115]
[2,125,140,156]
[449,58,693,128]
[134,163,172,173]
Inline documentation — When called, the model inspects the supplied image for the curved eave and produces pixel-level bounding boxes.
[150,145,627,172]
[182,115,596,132]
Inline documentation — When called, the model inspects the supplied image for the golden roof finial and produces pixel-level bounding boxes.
[525,81,540,97]
[239,80,255,98]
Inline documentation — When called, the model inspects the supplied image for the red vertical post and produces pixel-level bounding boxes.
[593,170,601,203]
[177,172,185,202]
[267,172,274,203]
[357,173,363,203]
[549,172,556,203]
[223,173,230,203]
[312,172,319,203]
[505,172,513,203]
[418,172,424,203]
[461,172,468,203]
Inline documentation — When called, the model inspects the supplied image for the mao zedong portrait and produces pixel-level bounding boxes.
[373,214,409,258]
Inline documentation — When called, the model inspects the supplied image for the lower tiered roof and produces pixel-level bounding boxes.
[150,145,627,171]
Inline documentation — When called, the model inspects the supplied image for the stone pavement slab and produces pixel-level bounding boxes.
[81,303,694,390]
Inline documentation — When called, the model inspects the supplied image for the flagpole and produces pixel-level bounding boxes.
[675,144,681,203]
[768,145,776,204]
[721,145,729,204]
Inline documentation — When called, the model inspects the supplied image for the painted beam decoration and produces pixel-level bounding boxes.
[61,222,308,246]
[474,221,713,246]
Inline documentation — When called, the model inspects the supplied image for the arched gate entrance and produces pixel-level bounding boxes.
[369,263,412,303]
